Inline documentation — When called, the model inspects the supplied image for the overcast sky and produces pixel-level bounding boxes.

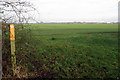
[30,0,119,22]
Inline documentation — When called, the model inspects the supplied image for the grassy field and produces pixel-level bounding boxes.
[15,24,119,78]
[28,24,118,35]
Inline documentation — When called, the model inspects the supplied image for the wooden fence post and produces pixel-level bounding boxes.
[0,22,2,79]
[10,24,16,75]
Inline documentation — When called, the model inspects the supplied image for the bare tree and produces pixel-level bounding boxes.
[0,0,39,23]
[0,0,40,78]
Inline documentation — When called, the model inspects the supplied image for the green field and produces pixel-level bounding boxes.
[15,24,119,78]
[28,24,118,35]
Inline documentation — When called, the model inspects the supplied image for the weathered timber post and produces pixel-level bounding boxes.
[0,21,2,79]
[10,24,16,75]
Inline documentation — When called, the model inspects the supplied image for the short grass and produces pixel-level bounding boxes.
[28,24,118,35]
[16,24,119,78]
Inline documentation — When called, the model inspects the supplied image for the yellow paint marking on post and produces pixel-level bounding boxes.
[10,24,15,40]
[10,24,16,75]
